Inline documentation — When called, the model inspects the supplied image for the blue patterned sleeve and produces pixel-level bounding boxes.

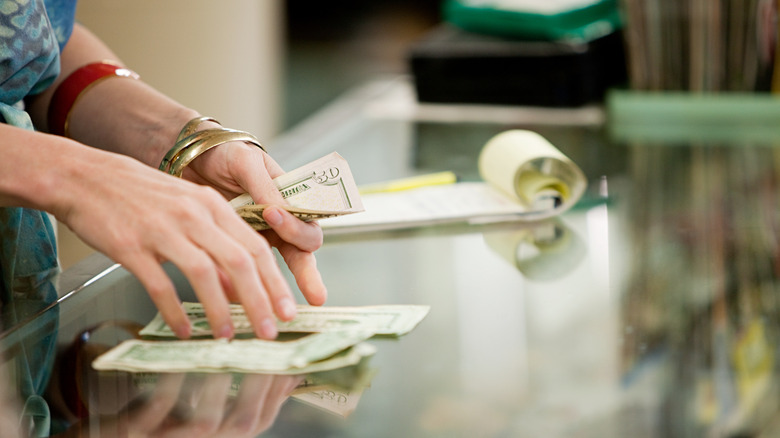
[43,0,77,51]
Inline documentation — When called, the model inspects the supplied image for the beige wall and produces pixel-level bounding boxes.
[59,0,285,269]
[75,0,284,138]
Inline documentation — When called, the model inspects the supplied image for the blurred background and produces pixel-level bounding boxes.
[65,0,750,268]
[74,0,442,140]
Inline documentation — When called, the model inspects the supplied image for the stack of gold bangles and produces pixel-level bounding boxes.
[159,116,266,177]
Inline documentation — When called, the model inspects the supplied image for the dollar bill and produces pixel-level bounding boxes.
[93,329,376,373]
[296,355,376,393]
[230,152,364,230]
[236,205,348,230]
[139,302,431,338]
[292,385,366,418]
[291,361,377,418]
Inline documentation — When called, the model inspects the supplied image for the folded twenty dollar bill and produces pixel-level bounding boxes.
[230,152,364,230]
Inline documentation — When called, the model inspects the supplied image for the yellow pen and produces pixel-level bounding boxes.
[359,171,458,194]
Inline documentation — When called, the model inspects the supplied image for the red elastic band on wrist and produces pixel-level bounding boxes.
[47,61,140,137]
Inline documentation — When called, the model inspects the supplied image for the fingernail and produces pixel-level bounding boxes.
[175,323,192,339]
[260,318,278,339]
[279,298,297,320]
[264,207,283,226]
[217,324,234,339]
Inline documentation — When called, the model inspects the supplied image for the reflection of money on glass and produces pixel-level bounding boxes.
[230,152,364,230]
[140,302,431,338]
[133,361,376,419]
[292,386,366,418]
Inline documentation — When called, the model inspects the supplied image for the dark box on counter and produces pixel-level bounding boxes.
[408,25,627,107]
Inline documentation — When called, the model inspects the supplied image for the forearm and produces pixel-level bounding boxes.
[66,72,199,168]
[0,123,108,217]
[25,24,200,168]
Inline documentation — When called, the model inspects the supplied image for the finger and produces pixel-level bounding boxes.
[126,373,187,433]
[217,267,240,303]
[222,374,273,435]
[256,375,300,433]
[153,374,233,438]
[121,255,191,338]
[262,206,323,253]
[168,188,282,339]
[228,145,287,205]
[284,375,306,395]
[175,185,292,338]
[207,212,293,336]
[276,242,327,306]
[157,238,233,340]
[238,240,294,332]
[189,373,232,436]
[260,152,286,178]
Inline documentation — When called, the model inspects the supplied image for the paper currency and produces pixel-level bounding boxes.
[290,358,377,418]
[297,355,376,393]
[131,356,376,418]
[139,302,431,338]
[231,152,364,230]
[92,330,376,373]
[292,385,366,418]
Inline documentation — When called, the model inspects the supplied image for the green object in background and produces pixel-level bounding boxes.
[443,0,622,41]
[607,90,780,145]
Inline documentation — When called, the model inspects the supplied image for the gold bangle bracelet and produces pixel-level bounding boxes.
[159,117,266,177]
[176,116,220,143]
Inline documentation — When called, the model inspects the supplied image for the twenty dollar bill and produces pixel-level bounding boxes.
[231,152,364,230]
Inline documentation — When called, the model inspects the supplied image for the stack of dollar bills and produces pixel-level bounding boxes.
[92,303,430,374]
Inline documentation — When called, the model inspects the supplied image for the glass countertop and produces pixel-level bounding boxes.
[1,78,778,437]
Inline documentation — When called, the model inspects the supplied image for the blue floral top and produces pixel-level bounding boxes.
[0,0,77,318]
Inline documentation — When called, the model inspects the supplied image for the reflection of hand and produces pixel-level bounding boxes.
[58,373,302,437]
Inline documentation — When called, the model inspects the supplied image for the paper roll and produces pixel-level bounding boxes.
[478,130,587,220]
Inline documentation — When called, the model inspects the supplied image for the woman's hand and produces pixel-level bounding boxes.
[181,139,328,308]
[15,22,327,341]
[48,140,304,340]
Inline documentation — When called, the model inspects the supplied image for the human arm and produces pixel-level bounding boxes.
[15,24,326,339]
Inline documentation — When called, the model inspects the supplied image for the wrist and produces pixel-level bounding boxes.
[0,125,94,216]
[159,116,266,177]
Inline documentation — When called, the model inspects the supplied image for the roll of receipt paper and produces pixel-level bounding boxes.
[478,130,587,221]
